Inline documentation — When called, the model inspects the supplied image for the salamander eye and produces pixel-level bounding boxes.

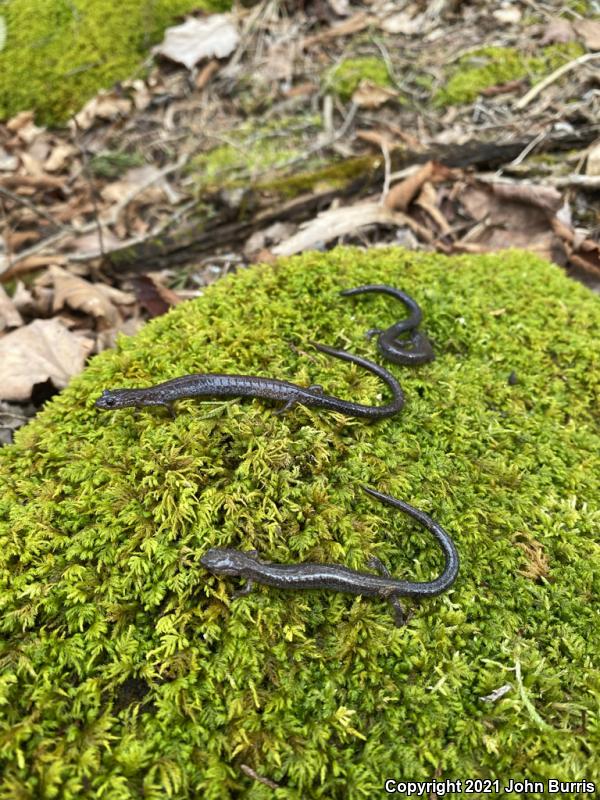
[97,390,116,408]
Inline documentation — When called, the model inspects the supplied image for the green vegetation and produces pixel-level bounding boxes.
[325,56,393,101]
[436,43,585,106]
[0,247,599,797]
[188,117,322,194]
[90,150,146,179]
[0,0,230,125]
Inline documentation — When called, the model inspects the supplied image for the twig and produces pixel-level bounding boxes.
[379,138,391,206]
[515,52,600,110]
[495,129,548,177]
[2,154,190,269]
[68,198,196,263]
[0,185,69,231]
[72,118,105,258]
[478,172,600,190]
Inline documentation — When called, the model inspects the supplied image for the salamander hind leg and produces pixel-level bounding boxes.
[368,556,406,627]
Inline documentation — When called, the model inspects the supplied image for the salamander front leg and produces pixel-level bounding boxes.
[232,549,259,598]
[233,579,254,598]
[367,556,406,627]
[365,327,383,341]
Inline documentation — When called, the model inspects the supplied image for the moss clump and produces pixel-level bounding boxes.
[255,154,376,199]
[0,0,230,126]
[436,43,585,106]
[1,247,600,797]
[325,57,392,101]
[188,116,321,194]
[89,150,146,179]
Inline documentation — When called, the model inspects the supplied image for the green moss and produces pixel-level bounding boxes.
[188,116,321,194]
[436,43,585,106]
[1,248,600,797]
[0,0,231,126]
[90,150,146,179]
[255,155,376,199]
[325,57,392,101]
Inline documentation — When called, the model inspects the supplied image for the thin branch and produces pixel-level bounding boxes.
[0,186,69,231]
[514,52,600,110]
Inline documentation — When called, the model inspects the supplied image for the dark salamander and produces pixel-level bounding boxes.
[201,486,459,626]
[341,284,435,365]
[95,342,404,419]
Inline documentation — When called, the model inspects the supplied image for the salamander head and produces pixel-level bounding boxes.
[201,547,250,575]
[95,388,143,410]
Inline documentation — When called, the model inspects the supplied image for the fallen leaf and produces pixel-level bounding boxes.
[352,80,398,109]
[130,275,181,318]
[540,17,575,45]
[271,200,411,256]
[301,11,370,46]
[154,15,239,70]
[71,90,133,132]
[493,6,522,24]
[573,19,600,50]
[0,318,93,401]
[385,162,434,212]
[0,285,23,330]
[415,182,452,235]
[456,180,566,262]
[48,265,120,325]
[586,140,600,176]
[0,147,19,172]
[6,110,35,133]
[100,165,181,207]
[195,59,220,90]
[380,10,425,35]
[44,144,76,173]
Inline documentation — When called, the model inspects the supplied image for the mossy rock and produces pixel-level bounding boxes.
[1,247,599,798]
[0,0,229,126]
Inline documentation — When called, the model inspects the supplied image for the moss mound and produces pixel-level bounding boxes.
[0,0,228,125]
[1,248,599,798]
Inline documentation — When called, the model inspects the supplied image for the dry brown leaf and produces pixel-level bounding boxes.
[490,182,562,214]
[271,200,414,256]
[154,15,239,70]
[0,285,23,331]
[355,130,393,149]
[0,147,19,172]
[493,6,522,24]
[6,110,34,133]
[385,162,434,212]
[586,140,600,176]
[20,151,46,178]
[540,17,575,45]
[352,80,398,109]
[456,181,565,262]
[573,19,600,50]
[0,318,93,401]
[67,229,124,260]
[100,165,182,208]
[72,90,133,132]
[302,12,370,46]
[44,144,76,173]
[11,282,35,316]
[380,9,424,35]
[195,59,220,90]
[415,182,452,235]
[48,265,120,325]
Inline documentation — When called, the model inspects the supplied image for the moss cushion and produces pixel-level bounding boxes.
[0,248,599,798]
